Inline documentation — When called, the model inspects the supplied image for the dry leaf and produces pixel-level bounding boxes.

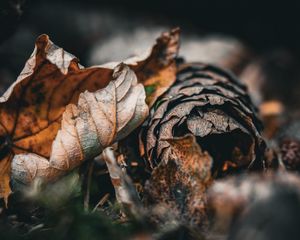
[131,28,179,107]
[11,63,148,185]
[0,29,179,204]
[103,28,180,107]
[143,134,212,228]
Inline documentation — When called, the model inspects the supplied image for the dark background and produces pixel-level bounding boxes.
[1,0,300,91]
[2,0,300,50]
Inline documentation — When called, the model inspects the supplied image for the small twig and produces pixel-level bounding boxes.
[95,169,109,176]
[102,146,143,218]
[27,224,44,234]
[92,193,110,213]
[84,161,94,212]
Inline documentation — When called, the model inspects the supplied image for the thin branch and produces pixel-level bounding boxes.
[92,193,110,213]
[102,146,143,218]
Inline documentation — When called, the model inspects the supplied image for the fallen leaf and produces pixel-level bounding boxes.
[0,28,179,204]
[103,28,180,107]
[11,63,148,186]
[143,134,212,229]
[132,28,179,107]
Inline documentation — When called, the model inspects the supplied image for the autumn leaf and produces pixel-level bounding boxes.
[0,28,179,205]
[103,27,180,107]
[11,63,148,186]
[143,134,212,229]
[132,28,179,107]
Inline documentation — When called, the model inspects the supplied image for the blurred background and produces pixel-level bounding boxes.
[1,1,300,239]
[1,0,300,106]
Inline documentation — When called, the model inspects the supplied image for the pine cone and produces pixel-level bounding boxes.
[141,63,265,175]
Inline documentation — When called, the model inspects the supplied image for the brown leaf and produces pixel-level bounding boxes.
[132,28,180,107]
[102,28,180,107]
[143,134,212,228]
[0,28,179,203]
[0,155,12,207]
[11,63,148,185]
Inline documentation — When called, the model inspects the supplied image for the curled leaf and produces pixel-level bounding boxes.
[0,28,177,203]
[132,28,180,107]
[12,64,149,185]
[103,27,180,107]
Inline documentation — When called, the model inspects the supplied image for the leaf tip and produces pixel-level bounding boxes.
[155,27,180,64]
[35,34,50,51]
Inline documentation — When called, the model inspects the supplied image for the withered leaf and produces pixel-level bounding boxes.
[0,29,179,204]
[11,63,148,186]
[141,63,265,174]
[103,28,180,107]
[143,134,212,228]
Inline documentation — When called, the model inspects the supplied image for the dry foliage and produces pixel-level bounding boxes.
[12,63,148,184]
[0,29,179,205]
[2,25,300,240]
